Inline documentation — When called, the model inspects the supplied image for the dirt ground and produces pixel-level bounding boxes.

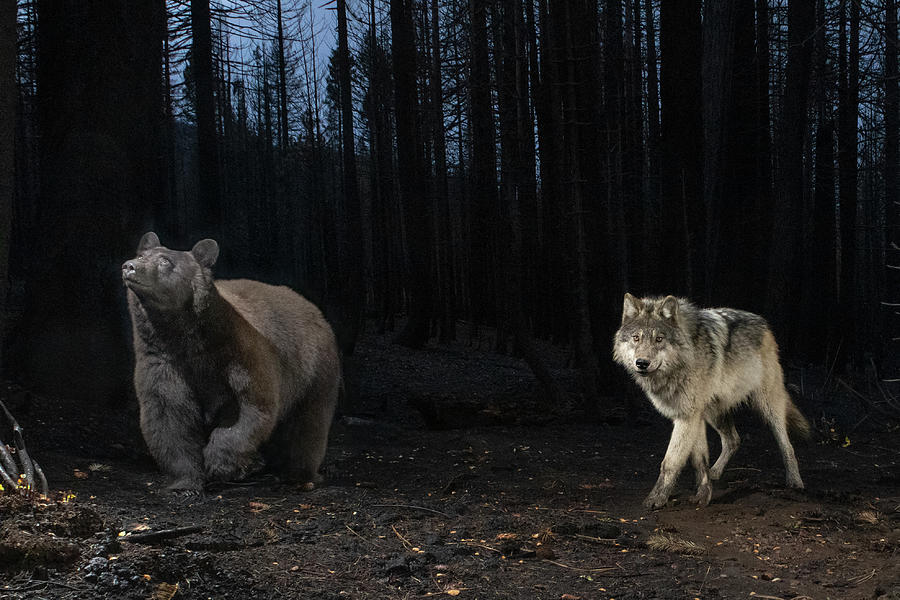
[1,326,899,600]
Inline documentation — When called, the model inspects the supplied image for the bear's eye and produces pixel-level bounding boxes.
[158,256,172,267]
[631,334,640,342]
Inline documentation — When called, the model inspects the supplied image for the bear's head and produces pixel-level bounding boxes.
[122,232,220,313]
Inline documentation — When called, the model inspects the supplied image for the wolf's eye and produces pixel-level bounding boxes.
[655,335,664,343]
[631,334,640,342]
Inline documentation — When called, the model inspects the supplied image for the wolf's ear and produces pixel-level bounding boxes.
[622,293,642,322]
[660,295,679,322]
[191,239,219,268]
[138,232,161,253]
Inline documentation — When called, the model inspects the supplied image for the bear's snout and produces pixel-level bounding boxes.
[122,260,144,286]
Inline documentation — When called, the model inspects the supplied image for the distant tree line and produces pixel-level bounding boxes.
[2,0,899,410]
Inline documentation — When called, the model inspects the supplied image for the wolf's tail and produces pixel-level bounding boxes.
[786,399,811,439]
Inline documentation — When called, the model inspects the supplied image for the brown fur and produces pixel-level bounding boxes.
[122,232,339,492]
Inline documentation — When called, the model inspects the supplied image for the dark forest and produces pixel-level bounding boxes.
[2,0,900,598]
[4,0,900,405]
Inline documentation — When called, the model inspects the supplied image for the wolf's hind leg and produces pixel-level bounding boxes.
[690,426,712,506]
[758,388,804,489]
[707,411,740,481]
[644,416,704,509]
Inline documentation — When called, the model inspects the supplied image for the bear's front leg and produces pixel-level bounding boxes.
[203,369,277,482]
[136,362,206,493]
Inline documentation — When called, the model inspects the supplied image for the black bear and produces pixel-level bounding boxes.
[122,232,340,493]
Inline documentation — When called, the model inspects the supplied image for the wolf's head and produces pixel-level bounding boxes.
[612,293,688,379]
[122,232,220,313]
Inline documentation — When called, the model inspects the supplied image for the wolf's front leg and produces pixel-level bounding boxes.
[645,417,704,509]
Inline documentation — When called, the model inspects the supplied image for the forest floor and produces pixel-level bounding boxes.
[1,324,899,600]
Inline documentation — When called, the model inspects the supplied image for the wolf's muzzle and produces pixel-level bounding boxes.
[635,358,651,372]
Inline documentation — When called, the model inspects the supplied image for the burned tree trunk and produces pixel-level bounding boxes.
[336,0,363,354]
[191,0,221,237]
[430,0,455,343]
[391,0,432,348]
[16,0,165,403]
[0,0,13,373]
[765,0,814,348]
[496,0,564,406]
[836,0,859,366]
[659,0,703,297]
[467,0,498,336]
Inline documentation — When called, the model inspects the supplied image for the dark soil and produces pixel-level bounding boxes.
[1,327,899,600]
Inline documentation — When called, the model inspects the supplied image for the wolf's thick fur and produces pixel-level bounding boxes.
[122,232,340,493]
[612,294,808,509]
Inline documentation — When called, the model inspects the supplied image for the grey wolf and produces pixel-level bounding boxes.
[122,232,340,493]
[612,293,808,508]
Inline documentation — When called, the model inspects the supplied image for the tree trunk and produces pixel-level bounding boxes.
[366,0,395,333]
[752,0,773,311]
[837,0,859,366]
[431,0,455,343]
[559,0,601,411]
[276,0,290,148]
[497,0,564,406]
[624,0,645,293]
[467,0,498,335]
[701,0,735,304]
[885,0,900,351]
[391,0,431,348]
[711,0,760,310]
[17,0,165,402]
[192,0,221,238]
[533,0,566,342]
[804,0,837,363]
[659,0,703,297]
[603,0,628,296]
[0,0,14,372]
[643,0,661,287]
[765,0,814,348]
[336,0,363,354]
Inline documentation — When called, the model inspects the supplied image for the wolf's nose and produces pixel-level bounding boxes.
[635,358,650,371]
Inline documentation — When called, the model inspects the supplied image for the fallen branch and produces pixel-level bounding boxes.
[123,525,204,544]
[0,398,49,497]
[837,379,899,420]
[371,504,451,518]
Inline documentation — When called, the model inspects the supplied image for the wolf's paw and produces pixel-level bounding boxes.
[691,482,712,506]
[786,476,804,490]
[709,465,724,481]
[643,490,669,509]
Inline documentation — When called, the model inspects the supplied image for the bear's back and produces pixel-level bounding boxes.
[215,279,337,374]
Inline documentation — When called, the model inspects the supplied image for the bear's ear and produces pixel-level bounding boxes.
[622,292,642,323]
[191,239,219,268]
[138,232,161,253]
